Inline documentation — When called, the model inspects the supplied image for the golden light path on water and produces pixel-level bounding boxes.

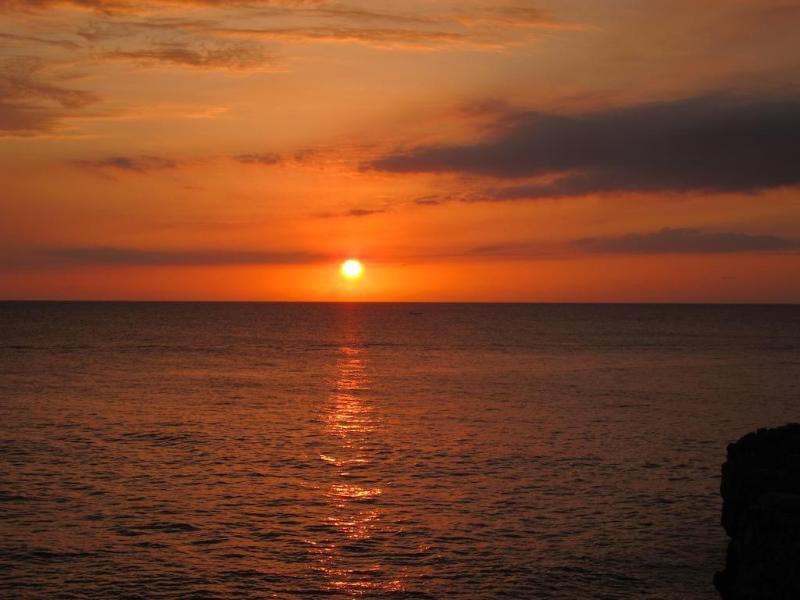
[309,343,403,595]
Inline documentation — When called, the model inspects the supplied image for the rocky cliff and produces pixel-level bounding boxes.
[715,423,800,599]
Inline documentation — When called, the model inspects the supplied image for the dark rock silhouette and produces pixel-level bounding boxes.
[715,423,800,599]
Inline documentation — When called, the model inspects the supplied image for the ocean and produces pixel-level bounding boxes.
[1,302,798,599]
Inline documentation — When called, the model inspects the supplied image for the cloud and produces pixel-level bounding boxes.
[37,246,326,266]
[100,4,567,51]
[0,59,97,108]
[345,207,385,217]
[102,40,273,69]
[217,25,481,50]
[452,5,578,30]
[465,241,555,259]
[413,195,444,206]
[232,152,282,165]
[0,31,81,49]
[0,101,67,134]
[0,0,325,13]
[0,58,98,135]
[572,228,797,255]
[368,94,800,197]
[316,206,389,218]
[462,228,798,259]
[3,1,577,63]
[76,154,178,170]
[249,4,437,26]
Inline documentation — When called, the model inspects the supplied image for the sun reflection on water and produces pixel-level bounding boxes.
[309,343,403,596]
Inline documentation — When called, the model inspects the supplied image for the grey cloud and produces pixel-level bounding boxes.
[233,152,282,165]
[465,241,555,259]
[0,31,81,49]
[0,102,61,134]
[346,207,386,217]
[76,155,178,170]
[572,228,797,255]
[476,183,573,202]
[463,228,798,259]
[317,206,389,218]
[369,94,800,197]
[217,26,476,49]
[0,58,98,135]
[38,246,326,266]
[413,195,444,206]
[0,60,97,108]
[453,5,571,29]
[102,41,273,69]
[3,1,575,62]
[76,18,213,42]
[250,4,436,26]
[0,0,325,12]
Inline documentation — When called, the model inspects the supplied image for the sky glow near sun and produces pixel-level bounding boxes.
[0,0,799,302]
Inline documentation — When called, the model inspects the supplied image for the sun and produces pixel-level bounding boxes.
[340,259,364,280]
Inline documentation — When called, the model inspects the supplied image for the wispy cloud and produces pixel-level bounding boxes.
[215,25,484,50]
[452,5,579,30]
[4,1,576,57]
[572,228,798,255]
[232,152,282,165]
[75,154,179,170]
[102,40,275,69]
[36,246,326,266]
[0,31,81,49]
[413,195,444,206]
[0,57,98,135]
[368,94,800,197]
[463,228,799,259]
[465,241,557,259]
[344,207,386,217]
[316,206,390,219]
[0,0,326,13]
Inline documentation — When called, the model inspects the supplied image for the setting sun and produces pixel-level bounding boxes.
[340,259,364,280]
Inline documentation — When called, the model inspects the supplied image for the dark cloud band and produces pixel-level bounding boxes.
[466,228,798,259]
[571,228,797,255]
[36,247,326,266]
[369,94,800,197]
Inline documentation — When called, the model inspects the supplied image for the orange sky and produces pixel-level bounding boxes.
[1,0,799,301]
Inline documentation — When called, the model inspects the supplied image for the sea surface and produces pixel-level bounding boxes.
[1,302,799,599]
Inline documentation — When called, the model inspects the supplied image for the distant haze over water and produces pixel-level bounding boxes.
[1,303,799,598]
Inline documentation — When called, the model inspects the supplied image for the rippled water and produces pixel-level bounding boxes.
[1,302,799,599]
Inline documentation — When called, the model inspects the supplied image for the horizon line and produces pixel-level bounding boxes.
[1,299,798,306]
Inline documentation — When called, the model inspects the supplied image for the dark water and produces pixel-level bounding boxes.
[1,302,799,599]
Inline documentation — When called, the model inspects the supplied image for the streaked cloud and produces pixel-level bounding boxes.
[232,152,282,165]
[369,94,800,197]
[452,5,577,30]
[316,206,389,219]
[572,228,797,255]
[465,228,798,259]
[0,31,81,49]
[0,58,98,135]
[0,0,325,13]
[36,246,326,266]
[2,1,575,60]
[203,3,573,50]
[216,25,481,50]
[102,40,274,69]
[76,154,179,170]
[344,207,386,217]
[413,195,444,206]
